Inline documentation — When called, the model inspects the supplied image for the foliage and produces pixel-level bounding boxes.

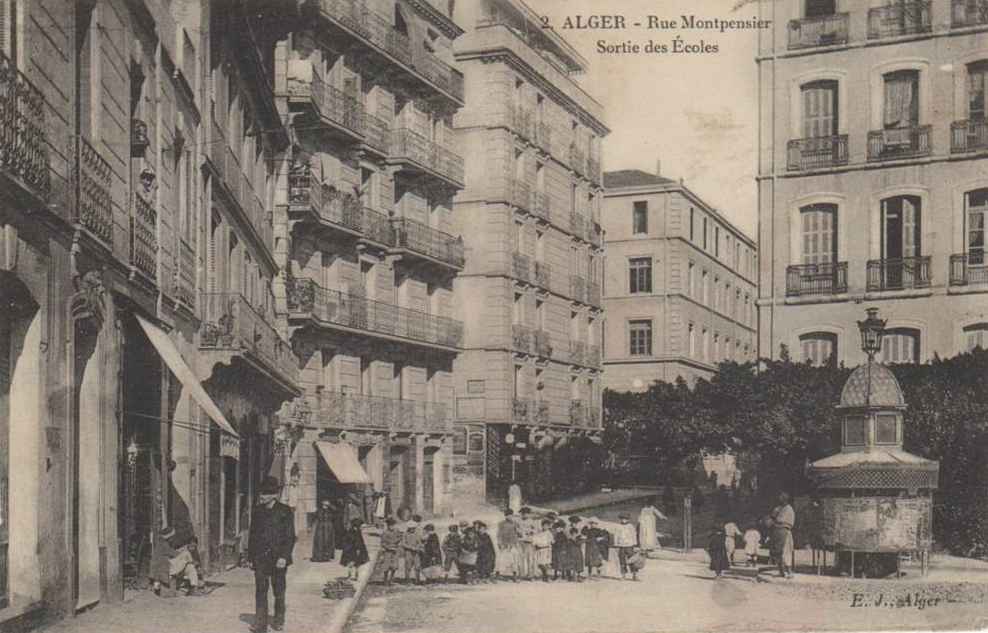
[602,348,988,555]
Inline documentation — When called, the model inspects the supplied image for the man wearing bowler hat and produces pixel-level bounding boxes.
[248,476,296,632]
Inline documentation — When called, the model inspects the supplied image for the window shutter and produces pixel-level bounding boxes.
[0,0,10,59]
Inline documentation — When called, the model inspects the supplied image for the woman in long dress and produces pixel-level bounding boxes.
[311,499,337,562]
[638,500,667,553]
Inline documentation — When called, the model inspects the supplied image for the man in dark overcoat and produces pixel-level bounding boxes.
[248,476,296,632]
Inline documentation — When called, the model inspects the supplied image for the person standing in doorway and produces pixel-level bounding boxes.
[248,477,296,633]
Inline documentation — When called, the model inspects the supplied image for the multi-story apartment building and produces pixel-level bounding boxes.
[601,170,758,391]
[757,0,988,367]
[0,1,301,627]
[273,0,466,526]
[450,0,608,507]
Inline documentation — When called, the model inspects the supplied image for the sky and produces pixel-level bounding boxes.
[534,0,761,238]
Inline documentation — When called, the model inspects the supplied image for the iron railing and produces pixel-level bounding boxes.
[288,72,364,137]
[309,391,452,434]
[951,119,988,153]
[0,48,49,201]
[949,253,988,285]
[286,277,463,348]
[200,292,298,384]
[512,252,532,282]
[130,192,157,281]
[176,238,196,308]
[391,127,464,186]
[392,216,465,268]
[868,1,932,39]
[787,135,849,171]
[951,0,988,27]
[866,256,932,291]
[363,111,391,154]
[286,165,369,236]
[868,126,932,161]
[78,138,113,247]
[786,262,849,296]
[535,329,552,357]
[361,206,393,245]
[788,13,850,49]
[364,7,412,60]
[512,323,534,354]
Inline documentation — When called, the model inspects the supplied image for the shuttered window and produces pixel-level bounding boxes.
[881,328,920,364]
[802,80,838,138]
[801,204,837,264]
[800,332,837,367]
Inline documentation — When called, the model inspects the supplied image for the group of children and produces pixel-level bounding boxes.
[706,520,764,577]
[377,515,496,585]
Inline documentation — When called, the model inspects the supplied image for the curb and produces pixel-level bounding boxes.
[325,543,380,633]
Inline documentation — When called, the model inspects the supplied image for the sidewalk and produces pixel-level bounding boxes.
[536,488,659,515]
[40,531,380,633]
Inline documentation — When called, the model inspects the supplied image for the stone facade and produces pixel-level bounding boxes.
[601,171,757,391]
[756,0,988,367]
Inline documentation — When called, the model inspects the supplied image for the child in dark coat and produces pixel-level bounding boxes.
[707,527,730,578]
[442,524,462,581]
[340,518,369,580]
[475,521,497,581]
[421,524,444,583]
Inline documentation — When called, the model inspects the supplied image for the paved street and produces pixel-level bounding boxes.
[348,556,988,633]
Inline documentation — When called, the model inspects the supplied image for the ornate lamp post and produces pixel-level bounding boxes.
[857,307,886,406]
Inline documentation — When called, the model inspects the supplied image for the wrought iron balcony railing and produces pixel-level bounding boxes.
[868,126,932,161]
[534,329,552,357]
[952,0,988,28]
[392,216,465,269]
[512,398,532,423]
[512,323,534,354]
[309,391,453,434]
[361,206,393,245]
[788,12,850,49]
[868,1,931,39]
[286,165,376,238]
[363,111,391,155]
[287,72,364,137]
[412,47,465,103]
[787,135,849,171]
[78,138,113,247]
[364,7,412,61]
[786,262,849,297]
[0,48,50,202]
[512,252,532,282]
[391,127,464,187]
[130,192,157,281]
[949,253,988,285]
[570,275,588,303]
[200,292,299,385]
[175,238,196,308]
[951,119,988,153]
[534,260,551,289]
[866,256,932,291]
[286,277,463,349]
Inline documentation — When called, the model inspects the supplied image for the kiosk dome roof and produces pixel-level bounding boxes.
[839,362,905,409]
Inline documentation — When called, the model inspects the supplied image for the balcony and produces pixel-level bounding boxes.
[310,391,453,434]
[286,71,364,140]
[534,260,551,289]
[570,275,588,303]
[512,398,532,424]
[951,119,988,153]
[569,399,588,427]
[866,256,932,291]
[512,323,534,354]
[77,138,114,249]
[788,13,850,49]
[569,340,587,365]
[512,252,532,283]
[0,48,50,203]
[867,126,932,161]
[534,191,551,222]
[787,135,849,171]
[949,253,988,286]
[315,0,464,105]
[288,161,368,238]
[389,127,464,188]
[952,0,988,28]
[391,216,465,270]
[200,292,299,390]
[509,179,534,212]
[362,111,391,156]
[534,329,552,357]
[786,262,849,297]
[129,192,158,282]
[361,206,394,246]
[868,1,931,39]
[286,277,463,351]
[175,238,196,308]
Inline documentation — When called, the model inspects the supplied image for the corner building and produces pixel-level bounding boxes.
[273,0,466,527]
[757,0,988,367]
[601,170,757,391]
[450,0,609,508]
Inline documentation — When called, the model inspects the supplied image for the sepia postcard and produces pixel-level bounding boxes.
[0,0,986,632]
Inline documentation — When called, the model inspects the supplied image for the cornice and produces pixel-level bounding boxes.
[401,0,464,40]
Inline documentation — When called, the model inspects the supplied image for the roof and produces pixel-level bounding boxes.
[603,170,677,189]
[838,362,906,409]
[809,448,936,470]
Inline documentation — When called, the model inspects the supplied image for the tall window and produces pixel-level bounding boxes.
[688,262,695,296]
[801,203,838,264]
[688,323,696,357]
[800,332,837,367]
[881,195,921,260]
[882,328,920,364]
[964,323,988,351]
[801,80,838,138]
[632,201,648,235]
[805,0,836,17]
[883,70,920,139]
[970,61,988,122]
[629,320,652,356]
[701,270,709,304]
[702,329,709,361]
[967,189,988,265]
[629,257,652,294]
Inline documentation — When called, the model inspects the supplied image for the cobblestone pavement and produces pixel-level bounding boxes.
[347,556,988,633]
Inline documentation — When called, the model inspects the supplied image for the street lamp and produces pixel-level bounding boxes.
[857,307,887,361]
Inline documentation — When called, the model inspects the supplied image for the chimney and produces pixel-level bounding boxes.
[655,158,661,177]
